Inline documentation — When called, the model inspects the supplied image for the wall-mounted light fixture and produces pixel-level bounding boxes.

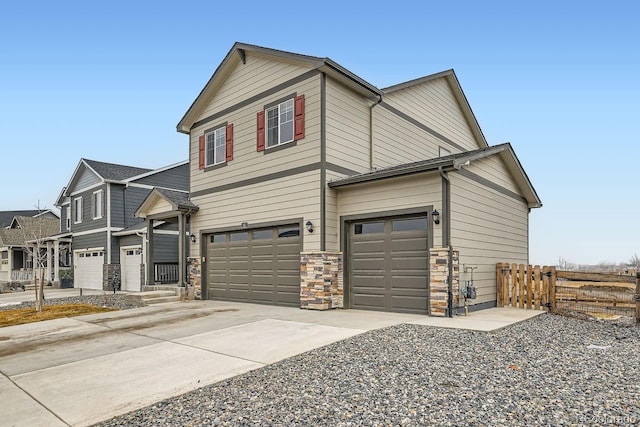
[305,220,314,233]
[190,234,196,243]
[241,221,248,229]
[432,209,440,225]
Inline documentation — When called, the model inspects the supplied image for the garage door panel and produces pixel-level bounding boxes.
[391,238,428,251]
[350,215,429,314]
[206,224,300,307]
[352,240,385,253]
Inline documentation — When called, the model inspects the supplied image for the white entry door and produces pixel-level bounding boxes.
[121,247,142,291]
[74,250,104,290]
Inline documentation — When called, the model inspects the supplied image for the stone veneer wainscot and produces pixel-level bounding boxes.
[300,252,343,310]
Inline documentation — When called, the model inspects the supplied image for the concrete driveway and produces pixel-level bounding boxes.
[0,292,542,426]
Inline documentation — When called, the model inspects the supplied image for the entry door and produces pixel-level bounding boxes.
[349,216,429,313]
[121,247,142,291]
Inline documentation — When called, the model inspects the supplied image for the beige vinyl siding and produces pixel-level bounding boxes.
[145,198,173,217]
[466,155,522,195]
[372,106,441,168]
[190,75,321,194]
[200,54,313,117]
[384,78,481,151]
[324,171,343,252]
[449,168,529,307]
[336,173,443,246]
[325,77,372,172]
[190,170,321,258]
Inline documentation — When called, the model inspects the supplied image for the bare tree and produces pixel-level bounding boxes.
[629,253,640,269]
[18,202,52,312]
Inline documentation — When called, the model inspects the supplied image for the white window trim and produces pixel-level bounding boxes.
[205,126,226,167]
[73,197,83,224]
[93,189,103,220]
[65,206,71,231]
[266,98,294,149]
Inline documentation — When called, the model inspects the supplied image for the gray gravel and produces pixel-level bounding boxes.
[0,293,141,311]
[95,314,640,426]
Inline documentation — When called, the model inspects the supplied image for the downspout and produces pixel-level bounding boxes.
[369,95,383,170]
[439,166,454,318]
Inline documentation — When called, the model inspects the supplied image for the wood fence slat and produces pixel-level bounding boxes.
[511,263,517,307]
[533,265,541,310]
[525,264,532,309]
[518,264,525,308]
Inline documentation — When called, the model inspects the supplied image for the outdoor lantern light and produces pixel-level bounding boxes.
[432,209,440,225]
[190,234,196,243]
[305,220,314,233]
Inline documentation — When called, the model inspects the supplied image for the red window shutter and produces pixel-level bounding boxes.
[256,111,265,152]
[294,94,305,140]
[198,135,205,169]
[225,123,234,162]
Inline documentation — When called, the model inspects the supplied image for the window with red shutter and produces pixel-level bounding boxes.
[226,123,234,161]
[198,135,205,169]
[294,94,305,140]
[257,111,265,151]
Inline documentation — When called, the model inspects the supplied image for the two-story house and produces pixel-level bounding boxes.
[54,158,190,291]
[140,42,541,316]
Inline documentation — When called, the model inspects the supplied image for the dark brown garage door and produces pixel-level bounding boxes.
[349,215,429,313]
[206,225,301,306]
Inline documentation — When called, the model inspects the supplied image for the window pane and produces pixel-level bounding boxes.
[230,232,248,242]
[353,221,384,234]
[266,107,279,147]
[214,128,226,164]
[279,99,294,143]
[206,133,215,165]
[210,234,226,243]
[278,226,299,238]
[392,217,427,232]
[253,229,273,240]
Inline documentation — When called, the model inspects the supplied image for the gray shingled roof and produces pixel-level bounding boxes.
[0,216,60,247]
[84,159,152,181]
[154,188,198,210]
[0,210,41,228]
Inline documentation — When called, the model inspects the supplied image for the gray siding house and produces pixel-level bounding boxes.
[54,159,189,291]
[144,42,541,316]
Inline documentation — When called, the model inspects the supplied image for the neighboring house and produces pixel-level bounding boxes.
[0,213,61,284]
[143,42,541,316]
[54,158,189,291]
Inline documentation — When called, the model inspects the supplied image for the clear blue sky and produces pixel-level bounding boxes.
[1,0,638,266]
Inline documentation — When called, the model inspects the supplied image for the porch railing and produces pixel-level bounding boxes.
[154,262,179,284]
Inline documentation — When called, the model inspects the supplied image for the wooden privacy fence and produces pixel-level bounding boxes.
[497,263,640,323]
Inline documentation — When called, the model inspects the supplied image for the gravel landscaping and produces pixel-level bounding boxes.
[0,293,141,311]
[95,314,640,426]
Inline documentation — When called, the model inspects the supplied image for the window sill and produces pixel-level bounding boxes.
[263,140,297,155]
[203,161,228,172]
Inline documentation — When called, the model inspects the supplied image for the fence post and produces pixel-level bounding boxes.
[549,266,557,313]
[636,272,640,325]
[496,263,506,307]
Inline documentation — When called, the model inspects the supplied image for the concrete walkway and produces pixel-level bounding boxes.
[0,292,543,426]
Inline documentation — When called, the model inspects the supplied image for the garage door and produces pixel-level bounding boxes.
[121,247,142,291]
[74,250,104,290]
[349,215,429,313]
[206,224,301,306]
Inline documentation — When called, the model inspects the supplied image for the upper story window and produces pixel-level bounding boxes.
[266,99,294,148]
[198,123,233,170]
[92,190,103,219]
[65,206,71,230]
[257,94,305,152]
[206,126,227,167]
[73,197,82,223]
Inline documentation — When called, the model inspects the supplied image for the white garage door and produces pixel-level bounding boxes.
[121,247,142,291]
[74,250,104,290]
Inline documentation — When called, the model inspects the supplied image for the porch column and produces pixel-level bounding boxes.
[146,219,154,286]
[53,241,60,282]
[178,213,185,287]
[46,242,52,282]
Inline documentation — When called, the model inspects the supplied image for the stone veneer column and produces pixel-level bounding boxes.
[429,247,459,316]
[188,257,201,300]
[103,264,121,291]
[300,252,343,310]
